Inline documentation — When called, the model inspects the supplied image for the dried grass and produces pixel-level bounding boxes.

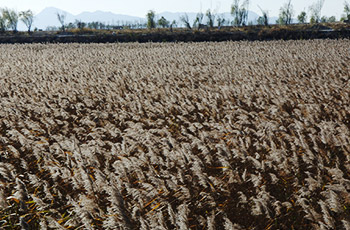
[0,40,349,229]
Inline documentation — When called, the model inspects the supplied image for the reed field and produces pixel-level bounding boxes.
[0,40,349,229]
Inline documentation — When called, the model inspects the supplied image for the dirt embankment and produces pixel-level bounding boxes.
[0,27,350,43]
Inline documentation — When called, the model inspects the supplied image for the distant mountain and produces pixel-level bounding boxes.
[16,7,282,31]
[33,7,75,29]
[75,11,144,24]
[30,7,145,30]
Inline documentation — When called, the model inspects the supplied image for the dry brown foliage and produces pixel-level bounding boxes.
[0,40,349,229]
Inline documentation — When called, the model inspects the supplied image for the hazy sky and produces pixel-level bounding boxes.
[0,0,346,18]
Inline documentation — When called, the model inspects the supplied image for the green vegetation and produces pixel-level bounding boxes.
[297,11,307,24]
[157,16,169,28]
[146,10,156,29]
[343,1,350,21]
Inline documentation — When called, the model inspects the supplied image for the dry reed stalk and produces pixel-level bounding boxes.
[0,40,349,229]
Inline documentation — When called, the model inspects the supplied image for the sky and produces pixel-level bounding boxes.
[0,0,346,19]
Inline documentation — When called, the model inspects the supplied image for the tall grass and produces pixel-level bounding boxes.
[0,40,349,229]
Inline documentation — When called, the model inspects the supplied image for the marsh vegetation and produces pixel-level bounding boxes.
[0,40,349,229]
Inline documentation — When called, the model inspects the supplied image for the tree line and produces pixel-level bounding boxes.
[1,0,350,33]
[169,0,350,30]
[53,12,150,32]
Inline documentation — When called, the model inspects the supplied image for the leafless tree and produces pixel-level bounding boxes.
[193,12,204,30]
[343,1,350,20]
[206,9,216,28]
[20,10,34,33]
[0,9,7,32]
[257,5,269,26]
[309,0,325,23]
[277,0,294,25]
[231,0,250,26]
[56,12,66,31]
[2,8,19,32]
[180,13,192,30]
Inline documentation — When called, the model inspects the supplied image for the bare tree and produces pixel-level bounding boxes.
[56,12,66,31]
[309,0,325,23]
[193,12,204,29]
[2,8,19,32]
[0,9,7,32]
[257,5,269,26]
[20,10,34,33]
[344,1,350,20]
[231,0,250,26]
[206,9,216,28]
[277,0,294,25]
[180,13,192,30]
[170,20,177,32]
[216,15,226,28]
